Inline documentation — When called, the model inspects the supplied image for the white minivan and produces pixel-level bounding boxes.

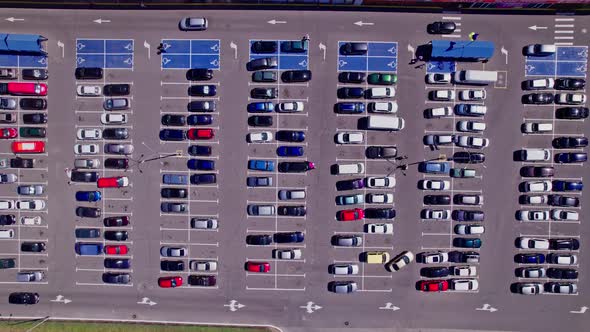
[332,163,365,175]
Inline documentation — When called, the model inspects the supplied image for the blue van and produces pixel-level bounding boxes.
[162,174,188,185]
[75,191,102,202]
[75,242,104,255]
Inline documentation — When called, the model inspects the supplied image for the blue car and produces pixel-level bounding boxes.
[555,152,587,164]
[515,253,545,264]
[418,162,450,174]
[75,243,104,256]
[453,237,482,248]
[75,191,102,202]
[276,130,305,142]
[159,129,186,141]
[162,174,188,185]
[553,180,583,192]
[187,115,213,126]
[187,159,215,170]
[276,146,304,157]
[335,102,365,114]
[248,159,274,171]
[247,102,274,113]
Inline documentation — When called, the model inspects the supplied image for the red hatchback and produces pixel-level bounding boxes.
[187,128,214,140]
[158,276,183,288]
[11,141,45,154]
[104,245,129,255]
[97,176,129,188]
[337,208,364,221]
[419,280,449,292]
[0,128,17,139]
[246,261,270,273]
[7,82,47,96]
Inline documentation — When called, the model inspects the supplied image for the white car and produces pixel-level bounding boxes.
[74,144,99,155]
[365,177,395,188]
[517,282,544,295]
[16,200,45,211]
[276,102,304,113]
[518,237,550,249]
[272,248,302,260]
[420,251,448,264]
[524,180,552,192]
[521,195,548,205]
[247,131,273,143]
[430,90,455,101]
[77,128,102,140]
[456,136,489,149]
[524,44,556,56]
[450,279,479,291]
[457,121,486,133]
[191,218,218,229]
[551,209,579,221]
[547,283,577,294]
[455,224,484,235]
[386,251,414,272]
[0,173,18,184]
[76,85,101,96]
[555,93,586,105]
[517,267,545,278]
[548,253,577,265]
[459,90,486,101]
[329,263,359,275]
[366,193,394,204]
[160,246,186,257]
[336,132,364,144]
[368,101,398,114]
[425,106,452,118]
[517,210,550,221]
[190,260,218,271]
[365,223,393,234]
[0,200,15,210]
[101,113,127,125]
[423,209,450,220]
[522,122,553,134]
[419,180,450,190]
[20,216,42,225]
[451,266,477,277]
[426,73,451,84]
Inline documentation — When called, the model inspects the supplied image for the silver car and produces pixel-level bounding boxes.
[190,260,218,271]
[74,158,100,169]
[105,144,134,155]
[160,246,186,257]
[0,173,18,184]
[190,218,218,229]
[0,97,17,110]
[17,185,44,196]
[328,281,358,294]
[179,17,208,31]
[16,271,45,282]
[328,263,359,275]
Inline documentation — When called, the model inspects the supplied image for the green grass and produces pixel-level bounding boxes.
[0,321,271,332]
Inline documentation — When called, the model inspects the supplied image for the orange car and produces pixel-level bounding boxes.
[11,141,45,154]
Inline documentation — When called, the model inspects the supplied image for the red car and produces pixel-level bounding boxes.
[187,128,214,140]
[7,82,47,96]
[158,276,183,288]
[11,141,45,154]
[419,280,449,292]
[104,245,129,255]
[97,176,129,188]
[246,261,270,273]
[337,208,364,221]
[0,128,17,139]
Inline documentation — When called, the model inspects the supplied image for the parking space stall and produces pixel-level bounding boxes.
[158,39,221,290]
[73,38,134,287]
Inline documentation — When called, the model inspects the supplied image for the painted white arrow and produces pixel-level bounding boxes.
[267,19,286,25]
[93,18,111,24]
[5,17,24,22]
[528,25,548,31]
[224,299,245,312]
[230,42,238,59]
[570,306,588,314]
[50,295,71,304]
[500,46,508,65]
[144,41,150,60]
[407,44,415,56]
[379,302,400,311]
[57,40,65,58]
[354,21,374,27]
[300,301,322,314]
[137,297,157,306]
[319,42,326,61]
[476,304,498,312]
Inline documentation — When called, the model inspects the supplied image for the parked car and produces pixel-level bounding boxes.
[188,85,216,97]
[186,69,213,81]
[556,107,589,119]
[246,57,278,71]
[340,42,368,55]
[427,21,456,34]
[179,17,207,30]
[339,72,366,84]
[251,41,277,54]
[281,70,312,83]
[555,78,585,90]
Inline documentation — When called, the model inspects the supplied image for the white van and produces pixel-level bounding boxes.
[333,163,365,175]
[518,149,551,162]
[0,229,14,238]
[366,87,395,99]
[366,115,405,131]
[453,70,498,85]
[450,279,479,291]
[21,216,42,225]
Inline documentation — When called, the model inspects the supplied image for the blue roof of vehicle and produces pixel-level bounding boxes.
[430,40,494,60]
[0,34,47,54]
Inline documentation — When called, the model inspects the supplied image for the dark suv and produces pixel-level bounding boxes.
[75,67,103,79]
[103,84,130,96]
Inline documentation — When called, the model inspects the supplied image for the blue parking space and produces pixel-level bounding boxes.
[76,39,134,69]
[248,40,309,70]
[525,46,587,77]
[337,41,397,73]
[426,60,456,74]
[0,54,47,68]
[161,39,220,70]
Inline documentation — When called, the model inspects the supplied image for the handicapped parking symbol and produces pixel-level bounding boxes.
[76,57,85,65]
[575,64,587,73]
[124,43,133,51]
[161,57,171,66]
[338,60,347,68]
[525,64,535,73]
[210,59,219,67]
[37,58,47,65]
[76,42,85,51]
[388,46,396,55]
[162,42,171,50]
[210,44,220,52]
[387,61,396,69]
[123,57,133,65]
[298,59,308,68]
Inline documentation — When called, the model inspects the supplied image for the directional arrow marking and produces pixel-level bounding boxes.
[500,46,508,65]
[51,295,71,304]
[5,17,24,22]
[224,300,245,312]
[476,304,498,312]
[137,297,157,306]
[57,40,65,58]
[230,42,238,59]
[379,302,400,311]
[319,42,326,61]
[354,21,374,26]
[570,306,588,314]
[144,41,150,60]
[300,301,322,314]
[528,25,548,31]
[267,19,286,25]
[93,18,111,24]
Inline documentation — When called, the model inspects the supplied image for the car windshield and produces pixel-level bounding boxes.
[188,18,204,26]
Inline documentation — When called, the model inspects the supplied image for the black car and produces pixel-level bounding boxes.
[187,100,216,112]
[102,128,129,140]
[281,70,312,83]
[22,69,48,80]
[250,87,277,99]
[104,258,130,269]
[104,158,128,169]
[246,176,272,187]
[22,113,47,124]
[104,231,128,241]
[102,273,131,284]
[160,260,185,271]
[10,158,34,168]
[188,85,216,97]
[555,152,587,163]
[555,78,585,90]
[159,129,186,141]
[427,21,456,34]
[277,205,306,216]
[75,67,103,79]
[71,171,99,182]
[520,166,555,177]
[161,114,186,126]
[252,71,277,83]
[186,68,213,81]
[552,136,588,149]
[103,84,130,96]
[8,292,39,305]
[161,188,187,198]
[340,42,368,55]
[424,195,451,205]
[420,267,450,278]
[0,83,6,94]
[523,93,554,104]
[453,151,485,164]
[365,146,398,159]
[76,207,101,218]
[548,194,579,207]
[337,87,364,99]
[188,275,216,286]
[338,72,366,84]
[547,268,578,279]
[556,107,589,119]
[273,231,304,243]
[104,216,130,227]
[0,214,16,225]
[190,173,216,185]
[19,127,46,138]
[21,242,46,252]
[550,238,580,250]
[19,98,47,110]
[365,208,396,219]
[246,234,273,245]
[278,161,314,173]
[251,41,278,54]
[188,145,211,156]
[248,115,273,127]
[276,130,305,142]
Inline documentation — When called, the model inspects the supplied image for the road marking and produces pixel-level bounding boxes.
[300,301,322,313]
[379,303,400,311]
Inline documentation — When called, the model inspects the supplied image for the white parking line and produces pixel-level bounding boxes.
[159,241,219,247]
[75,282,134,287]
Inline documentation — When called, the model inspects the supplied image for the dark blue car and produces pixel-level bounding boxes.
[335,102,365,114]
[104,258,130,269]
[275,130,305,142]
[159,129,186,141]
[187,115,213,126]
[276,146,304,157]
[187,159,215,170]
[453,237,482,248]
[337,87,364,99]
[555,152,587,164]
[553,180,583,192]
[188,85,216,97]
[247,102,274,113]
[75,191,102,202]
[515,253,545,264]
[273,231,304,243]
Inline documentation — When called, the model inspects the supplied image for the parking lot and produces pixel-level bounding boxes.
[0,9,588,332]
